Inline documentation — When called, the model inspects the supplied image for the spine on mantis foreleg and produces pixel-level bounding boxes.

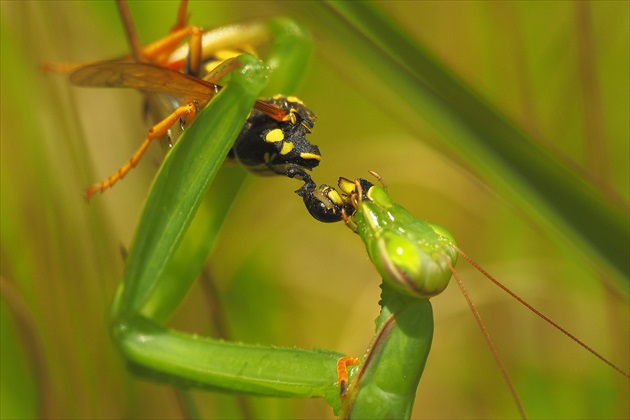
[339,283,433,419]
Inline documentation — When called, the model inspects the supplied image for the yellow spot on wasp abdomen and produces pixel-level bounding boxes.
[300,152,321,161]
[265,128,284,143]
[280,142,294,155]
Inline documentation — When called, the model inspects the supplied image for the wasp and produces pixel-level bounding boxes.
[46,0,321,200]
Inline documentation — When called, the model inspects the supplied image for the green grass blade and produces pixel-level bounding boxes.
[264,17,314,95]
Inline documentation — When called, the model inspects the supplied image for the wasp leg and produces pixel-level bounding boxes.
[286,166,317,196]
[84,101,197,200]
[136,26,200,70]
[116,0,144,62]
[41,18,203,74]
[171,0,190,33]
[165,0,203,77]
[186,26,203,77]
[40,25,200,74]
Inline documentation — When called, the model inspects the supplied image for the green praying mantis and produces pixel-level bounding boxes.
[4,1,628,418]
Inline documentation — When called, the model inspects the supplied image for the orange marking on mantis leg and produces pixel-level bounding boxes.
[84,102,197,200]
[337,356,360,398]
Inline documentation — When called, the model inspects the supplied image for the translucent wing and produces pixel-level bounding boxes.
[69,62,218,104]
[253,100,290,121]
[70,61,289,121]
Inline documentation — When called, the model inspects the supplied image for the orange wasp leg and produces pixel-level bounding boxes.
[171,0,190,33]
[84,101,197,200]
[142,25,203,70]
[40,26,200,74]
[337,356,360,398]
[116,0,145,63]
[187,26,203,77]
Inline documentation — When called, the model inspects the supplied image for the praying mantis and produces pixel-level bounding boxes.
[2,1,628,418]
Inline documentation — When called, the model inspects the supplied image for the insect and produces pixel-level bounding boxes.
[69,63,321,199]
[290,170,629,418]
[16,1,628,418]
[42,0,361,414]
[46,0,321,200]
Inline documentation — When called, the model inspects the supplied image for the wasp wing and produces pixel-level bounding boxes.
[70,61,290,122]
[69,62,219,104]
[252,100,289,121]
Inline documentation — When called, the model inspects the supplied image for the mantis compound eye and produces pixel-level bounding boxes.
[351,182,458,299]
[371,231,455,298]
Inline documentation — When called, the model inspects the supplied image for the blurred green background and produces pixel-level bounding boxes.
[1,1,628,419]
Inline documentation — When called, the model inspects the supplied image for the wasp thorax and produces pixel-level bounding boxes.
[230,95,321,176]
